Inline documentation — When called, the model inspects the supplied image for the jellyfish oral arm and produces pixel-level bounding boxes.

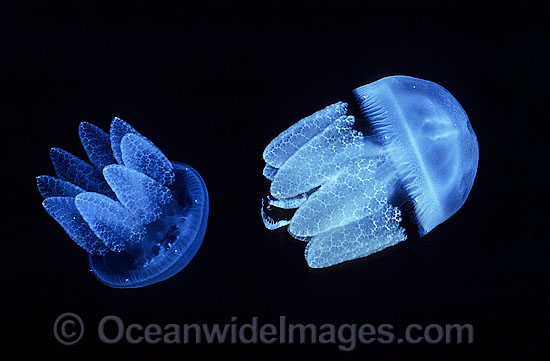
[261,102,407,268]
[304,204,406,268]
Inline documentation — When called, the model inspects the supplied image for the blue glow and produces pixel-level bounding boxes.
[38,118,209,288]
[261,75,478,268]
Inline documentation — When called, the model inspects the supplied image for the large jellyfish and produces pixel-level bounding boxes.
[261,75,478,268]
[37,118,209,288]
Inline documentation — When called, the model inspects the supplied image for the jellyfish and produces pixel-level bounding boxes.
[37,118,209,288]
[261,75,478,268]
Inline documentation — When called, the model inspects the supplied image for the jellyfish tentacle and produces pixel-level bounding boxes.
[263,102,348,168]
[260,199,290,230]
[36,175,86,198]
[120,133,176,186]
[75,192,145,252]
[78,122,117,171]
[103,165,177,224]
[42,197,109,255]
[50,147,114,197]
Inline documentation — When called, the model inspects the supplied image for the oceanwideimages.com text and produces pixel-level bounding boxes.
[55,313,474,350]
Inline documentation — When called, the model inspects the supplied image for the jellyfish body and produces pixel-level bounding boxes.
[38,118,208,288]
[261,75,478,268]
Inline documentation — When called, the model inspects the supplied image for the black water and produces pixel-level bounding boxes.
[4,1,548,360]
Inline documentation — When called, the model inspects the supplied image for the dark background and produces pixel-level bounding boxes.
[3,1,548,360]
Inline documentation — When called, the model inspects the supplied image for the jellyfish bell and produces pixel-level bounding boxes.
[353,75,479,236]
[88,161,208,288]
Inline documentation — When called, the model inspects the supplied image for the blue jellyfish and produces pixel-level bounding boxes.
[37,118,209,288]
[261,75,478,268]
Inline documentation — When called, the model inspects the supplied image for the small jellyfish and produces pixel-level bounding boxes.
[37,118,209,288]
[261,75,478,268]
